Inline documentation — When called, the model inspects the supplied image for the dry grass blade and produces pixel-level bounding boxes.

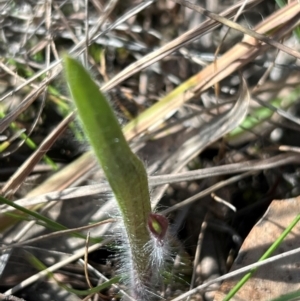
[91,0,155,41]
[0,62,58,103]
[0,219,115,251]
[122,1,300,140]
[174,0,300,59]
[3,153,298,214]
[279,145,300,153]
[171,242,300,301]
[23,152,96,198]
[101,0,262,92]
[161,171,256,215]
[0,60,39,90]
[0,0,154,106]
[191,3,300,94]
[160,76,249,172]
[149,75,249,206]
[151,153,300,185]
[1,113,75,196]
[3,239,112,296]
[0,85,46,134]
[0,293,25,301]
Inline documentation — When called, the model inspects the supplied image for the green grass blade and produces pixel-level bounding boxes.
[269,290,300,301]
[0,195,68,232]
[26,252,120,296]
[0,111,57,169]
[227,85,300,142]
[223,214,300,301]
[0,195,99,242]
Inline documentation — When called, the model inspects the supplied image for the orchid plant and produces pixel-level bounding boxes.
[64,56,170,300]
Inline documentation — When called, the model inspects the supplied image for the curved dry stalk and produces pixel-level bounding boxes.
[170,244,300,301]
[2,153,299,214]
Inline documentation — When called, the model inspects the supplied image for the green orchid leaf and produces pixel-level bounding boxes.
[63,56,154,298]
